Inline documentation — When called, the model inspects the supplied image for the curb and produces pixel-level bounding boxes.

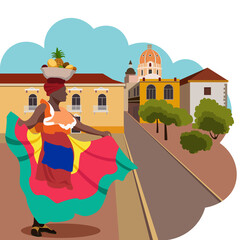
[126,112,223,202]
[123,134,158,240]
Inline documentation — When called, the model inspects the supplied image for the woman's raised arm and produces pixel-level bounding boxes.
[18,104,46,129]
[71,114,112,137]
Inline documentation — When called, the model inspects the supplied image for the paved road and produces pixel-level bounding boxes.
[124,112,220,240]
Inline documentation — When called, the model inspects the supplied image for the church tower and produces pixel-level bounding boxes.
[124,60,138,83]
[124,60,138,111]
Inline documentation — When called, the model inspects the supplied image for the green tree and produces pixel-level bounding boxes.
[193,98,234,139]
[138,99,161,133]
[138,100,193,140]
[180,131,213,154]
[172,107,194,126]
[157,100,193,140]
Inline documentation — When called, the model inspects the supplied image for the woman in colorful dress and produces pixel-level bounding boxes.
[5,77,137,237]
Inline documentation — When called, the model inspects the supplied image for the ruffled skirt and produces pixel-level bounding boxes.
[5,112,137,224]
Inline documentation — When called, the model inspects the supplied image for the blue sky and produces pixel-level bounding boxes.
[0,18,202,81]
[0,18,231,109]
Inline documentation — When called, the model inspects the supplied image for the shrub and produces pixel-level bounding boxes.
[180,131,213,154]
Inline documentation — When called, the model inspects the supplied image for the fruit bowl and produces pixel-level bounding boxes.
[41,67,76,81]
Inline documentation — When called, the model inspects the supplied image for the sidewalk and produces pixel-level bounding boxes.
[0,133,153,240]
[139,121,236,201]
[114,134,156,240]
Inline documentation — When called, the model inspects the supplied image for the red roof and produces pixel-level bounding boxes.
[0,73,123,84]
[180,68,228,85]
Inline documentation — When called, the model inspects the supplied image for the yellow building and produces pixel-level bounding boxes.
[0,73,125,133]
[128,77,180,123]
[128,45,180,123]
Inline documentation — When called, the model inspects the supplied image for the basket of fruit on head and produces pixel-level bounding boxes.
[41,48,77,81]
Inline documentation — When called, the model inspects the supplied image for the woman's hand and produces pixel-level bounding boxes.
[72,117,113,137]
[100,131,112,137]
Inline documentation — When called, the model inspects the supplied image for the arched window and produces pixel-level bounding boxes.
[72,94,80,110]
[164,85,173,99]
[149,63,152,67]
[29,94,37,110]
[146,85,156,99]
[98,94,107,110]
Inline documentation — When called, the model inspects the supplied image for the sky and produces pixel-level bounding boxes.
[0,18,202,81]
[0,0,239,239]
[0,17,232,109]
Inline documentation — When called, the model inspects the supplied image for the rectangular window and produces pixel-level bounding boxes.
[149,69,152,74]
[134,88,136,96]
[204,87,211,95]
[137,86,139,96]
[141,70,143,76]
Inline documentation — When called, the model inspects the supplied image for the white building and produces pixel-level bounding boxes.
[180,68,228,121]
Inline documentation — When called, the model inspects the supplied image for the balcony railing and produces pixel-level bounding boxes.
[67,105,82,112]
[93,105,108,114]
[24,105,37,113]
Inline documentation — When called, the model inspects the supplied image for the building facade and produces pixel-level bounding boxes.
[0,73,125,133]
[180,68,228,121]
[128,77,180,123]
[128,45,180,123]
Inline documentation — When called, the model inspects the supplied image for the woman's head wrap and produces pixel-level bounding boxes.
[44,78,65,96]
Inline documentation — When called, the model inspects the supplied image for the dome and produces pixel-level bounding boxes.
[125,68,136,75]
[125,60,136,75]
[140,46,161,64]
